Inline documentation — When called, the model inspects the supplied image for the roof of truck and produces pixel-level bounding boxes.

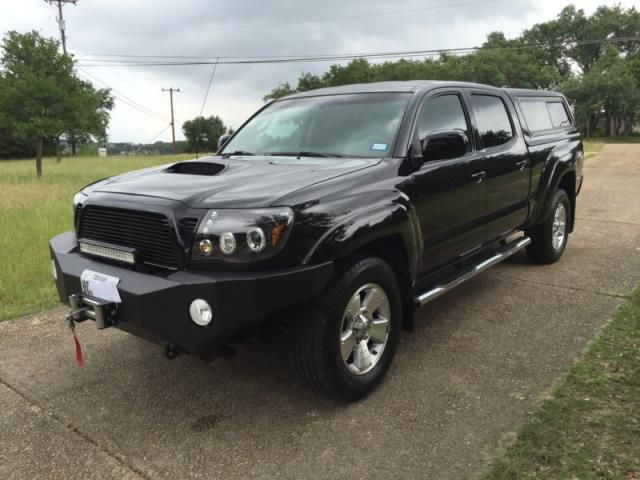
[280,81,563,100]
[502,87,565,98]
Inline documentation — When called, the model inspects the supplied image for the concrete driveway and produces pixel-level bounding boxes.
[1,144,639,480]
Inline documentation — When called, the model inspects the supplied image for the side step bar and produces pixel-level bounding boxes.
[414,237,531,307]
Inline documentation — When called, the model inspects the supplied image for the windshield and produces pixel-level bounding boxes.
[222,93,410,158]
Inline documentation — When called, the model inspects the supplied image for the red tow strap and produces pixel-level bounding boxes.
[67,318,84,367]
[73,332,84,367]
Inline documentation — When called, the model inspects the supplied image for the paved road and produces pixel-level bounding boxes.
[1,144,639,480]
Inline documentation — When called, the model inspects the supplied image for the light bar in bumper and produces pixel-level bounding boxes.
[50,231,333,361]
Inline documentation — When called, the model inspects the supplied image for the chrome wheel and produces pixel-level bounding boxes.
[552,202,567,251]
[339,283,391,375]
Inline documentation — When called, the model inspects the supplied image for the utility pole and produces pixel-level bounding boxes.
[44,0,77,55]
[162,87,180,153]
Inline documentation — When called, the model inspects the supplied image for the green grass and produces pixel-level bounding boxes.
[0,154,195,321]
[484,288,640,479]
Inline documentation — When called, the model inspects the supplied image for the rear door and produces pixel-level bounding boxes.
[409,89,487,273]
[466,90,530,241]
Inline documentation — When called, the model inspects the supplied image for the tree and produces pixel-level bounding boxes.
[523,5,640,135]
[182,115,226,153]
[523,5,640,75]
[263,81,296,101]
[0,31,113,175]
[563,46,640,136]
[62,78,114,161]
[263,4,640,137]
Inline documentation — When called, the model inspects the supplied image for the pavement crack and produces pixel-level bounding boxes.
[0,376,152,480]
[486,273,630,300]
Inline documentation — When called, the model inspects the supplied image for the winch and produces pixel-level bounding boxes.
[66,293,118,330]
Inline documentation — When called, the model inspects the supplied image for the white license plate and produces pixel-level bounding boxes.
[80,270,122,303]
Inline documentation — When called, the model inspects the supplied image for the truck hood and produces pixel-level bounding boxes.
[90,156,379,208]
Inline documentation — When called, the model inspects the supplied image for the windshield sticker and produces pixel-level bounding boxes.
[370,143,388,151]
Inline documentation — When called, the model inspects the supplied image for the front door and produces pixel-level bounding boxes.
[409,91,487,274]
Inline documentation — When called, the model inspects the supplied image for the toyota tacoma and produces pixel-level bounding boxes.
[50,81,583,401]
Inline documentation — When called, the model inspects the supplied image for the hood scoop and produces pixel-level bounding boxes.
[165,161,226,176]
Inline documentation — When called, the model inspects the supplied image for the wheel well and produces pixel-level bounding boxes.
[558,171,576,232]
[348,234,415,332]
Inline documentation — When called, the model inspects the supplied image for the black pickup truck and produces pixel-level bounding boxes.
[50,80,583,401]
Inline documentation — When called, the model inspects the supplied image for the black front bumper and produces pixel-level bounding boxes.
[50,232,333,361]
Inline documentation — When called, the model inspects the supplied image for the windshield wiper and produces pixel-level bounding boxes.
[221,150,255,158]
[268,151,343,158]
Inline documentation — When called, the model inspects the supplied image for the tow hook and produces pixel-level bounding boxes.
[165,344,182,359]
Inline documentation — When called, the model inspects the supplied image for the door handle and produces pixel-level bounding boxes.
[471,171,486,183]
[516,160,528,171]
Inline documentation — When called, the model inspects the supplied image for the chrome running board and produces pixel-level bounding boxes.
[414,237,531,307]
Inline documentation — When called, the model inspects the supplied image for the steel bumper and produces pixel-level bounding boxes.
[50,231,333,360]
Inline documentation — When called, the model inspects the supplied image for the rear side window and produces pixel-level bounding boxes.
[520,100,553,131]
[547,102,571,128]
[470,95,513,148]
[519,98,572,133]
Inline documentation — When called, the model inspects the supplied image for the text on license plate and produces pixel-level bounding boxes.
[80,270,122,303]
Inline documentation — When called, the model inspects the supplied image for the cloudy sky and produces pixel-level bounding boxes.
[3,0,636,143]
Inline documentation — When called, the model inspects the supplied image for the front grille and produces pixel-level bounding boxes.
[78,205,180,269]
[74,203,82,230]
[178,217,198,246]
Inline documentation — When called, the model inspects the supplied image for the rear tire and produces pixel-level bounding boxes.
[527,189,571,264]
[290,256,402,401]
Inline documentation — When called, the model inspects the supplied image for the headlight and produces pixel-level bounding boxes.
[191,208,294,263]
[72,192,88,231]
[72,192,87,210]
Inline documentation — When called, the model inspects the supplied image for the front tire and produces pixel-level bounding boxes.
[527,189,571,264]
[290,256,402,401]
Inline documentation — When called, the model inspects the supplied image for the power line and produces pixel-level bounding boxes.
[75,35,640,68]
[77,69,168,122]
[199,58,219,117]
[109,92,169,122]
[73,2,111,38]
[76,67,169,121]
[147,124,172,144]
[69,0,499,38]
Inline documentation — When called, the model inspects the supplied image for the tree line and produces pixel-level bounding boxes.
[264,5,640,137]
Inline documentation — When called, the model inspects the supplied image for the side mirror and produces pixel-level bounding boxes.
[420,129,468,162]
[217,133,231,151]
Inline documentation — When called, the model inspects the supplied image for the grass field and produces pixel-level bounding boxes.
[0,154,195,321]
[484,288,640,479]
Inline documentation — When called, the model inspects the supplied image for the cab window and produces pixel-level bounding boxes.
[417,94,470,142]
[470,95,514,148]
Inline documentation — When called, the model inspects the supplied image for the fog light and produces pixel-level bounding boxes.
[51,259,58,280]
[199,239,213,256]
[189,299,213,326]
[219,232,236,254]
